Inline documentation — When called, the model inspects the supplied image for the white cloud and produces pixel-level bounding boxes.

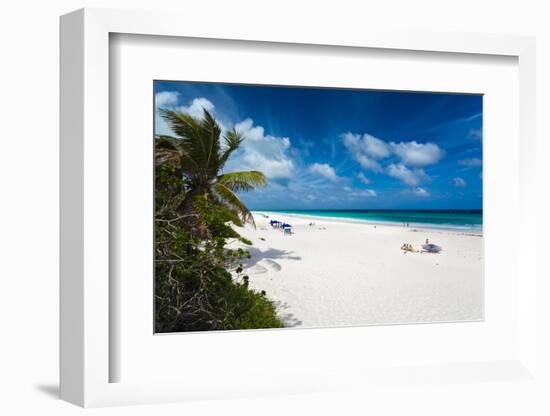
[452,177,467,187]
[387,163,428,186]
[179,97,215,119]
[390,141,445,167]
[156,96,227,136]
[357,172,370,185]
[156,95,215,119]
[226,118,295,180]
[155,91,179,107]
[413,187,430,197]
[156,97,295,182]
[155,91,181,136]
[458,157,482,167]
[235,119,263,139]
[340,133,388,172]
[350,189,377,197]
[341,132,444,187]
[355,155,383,172]
[308,163,339,182]
[343,186,352,192]
[362,134,392,159]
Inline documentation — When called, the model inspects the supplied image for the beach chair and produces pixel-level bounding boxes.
[282,224,292,235]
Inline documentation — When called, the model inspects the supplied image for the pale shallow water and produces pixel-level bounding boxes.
[258,209,483,232]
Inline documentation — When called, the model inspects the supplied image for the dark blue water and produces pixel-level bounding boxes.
[257,209,483,231]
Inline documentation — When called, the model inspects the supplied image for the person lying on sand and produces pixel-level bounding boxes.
[401,243,417,253]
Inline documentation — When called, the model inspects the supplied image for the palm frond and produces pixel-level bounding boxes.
[199,109,222,176]
[218,171,267,192]
[219,129,244,168]
[155,137,180,167]
[159,108,226,181]
[213,205,244,228]
[212,182,255,227]
[224,129,244,149]
[159,109,201,140]
[157,109,262,233]
[155,135,200,171]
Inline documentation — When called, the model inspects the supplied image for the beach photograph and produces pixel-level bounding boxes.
[154,81,483,333]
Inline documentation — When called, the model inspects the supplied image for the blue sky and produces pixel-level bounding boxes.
[155,81,483,210]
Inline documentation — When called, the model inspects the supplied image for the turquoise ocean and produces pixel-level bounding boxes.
[256,209,483,232]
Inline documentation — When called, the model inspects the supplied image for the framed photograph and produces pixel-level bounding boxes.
[152,80,484,334]
[60,8,538,407]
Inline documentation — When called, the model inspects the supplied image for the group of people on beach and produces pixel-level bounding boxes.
[401,243,417,253]
[402,238,437,254]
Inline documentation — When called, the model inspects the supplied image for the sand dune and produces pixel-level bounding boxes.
[227,212,483,328]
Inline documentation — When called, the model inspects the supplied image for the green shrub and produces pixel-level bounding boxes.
[154,218,283,332]
[154,120,283,333]
[155,166,283,333]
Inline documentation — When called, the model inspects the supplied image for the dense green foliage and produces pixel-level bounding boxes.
[154,109,283,333]
[156,108,266,234]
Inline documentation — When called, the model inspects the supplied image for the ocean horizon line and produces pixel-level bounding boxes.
[252,209,483,232]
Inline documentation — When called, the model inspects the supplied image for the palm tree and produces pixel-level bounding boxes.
[155,108,266,234]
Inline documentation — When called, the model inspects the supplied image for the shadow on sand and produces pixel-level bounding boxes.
[274,300,302,327]
[240,247,303,327]
[242,247,301,269]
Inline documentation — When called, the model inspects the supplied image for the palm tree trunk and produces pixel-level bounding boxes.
[177,189,207,238]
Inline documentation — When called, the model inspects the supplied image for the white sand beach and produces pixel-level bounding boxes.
[227,212,483,328]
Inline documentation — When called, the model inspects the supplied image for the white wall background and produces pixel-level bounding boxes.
[0,1,548,415]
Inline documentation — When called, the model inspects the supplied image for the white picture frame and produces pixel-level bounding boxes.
[60,7,538,407]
